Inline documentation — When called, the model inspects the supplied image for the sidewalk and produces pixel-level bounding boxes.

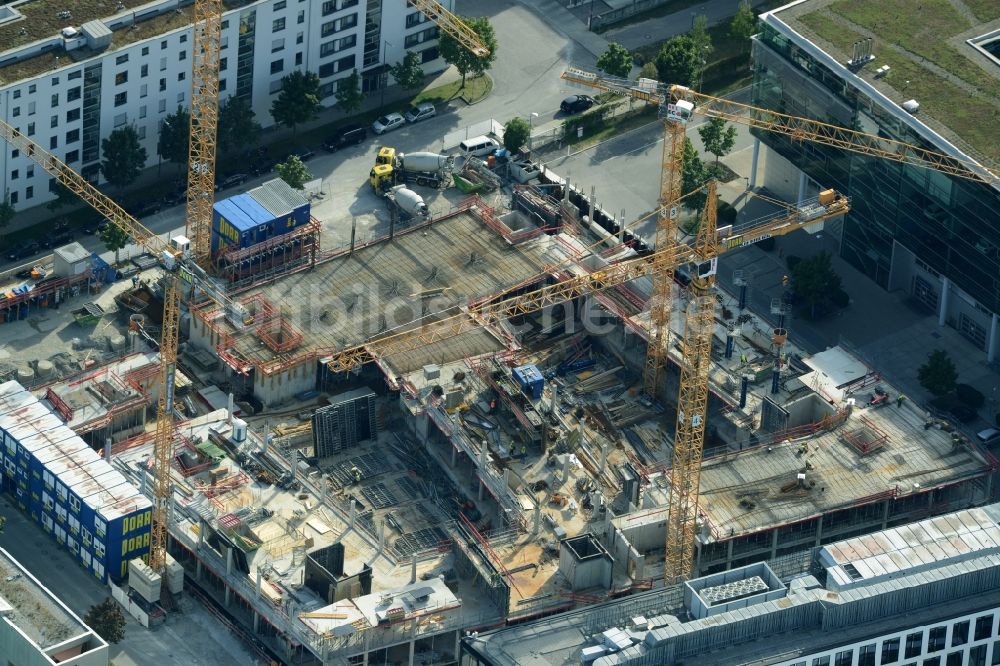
[5,66,465,236]
[508,0,610,59]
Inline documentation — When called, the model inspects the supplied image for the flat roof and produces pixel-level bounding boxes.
[0,548,92,650]
[768,0,1000,163]
[215,195,275,234]
[207,209,568,375]
[697,400,993,537]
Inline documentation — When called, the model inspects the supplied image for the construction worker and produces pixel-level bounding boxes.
[896,394,906,408]
[520,443,527,458]
[351,466,362,484]
[740,352,748,366]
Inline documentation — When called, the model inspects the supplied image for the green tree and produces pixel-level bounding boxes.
[502,117,531,154]
[730,0,757,53]
[596,42,634,78]
[439,16,498,87]
[790,251,843,318]
[217,96,261,157]
[689,15,713,89]
[918,349,958,397]
[84,598,126,644]
[390,51,425,90]
[100,126,147,190]
[99,221,130,265]
[697,117,737,167]
[270,70,322,135]
[334,70,365,115]
[156,107,190,169]
[0,193,14,241]
[655,35,701,87]
[276,155,312,190]
[638,61,660,81]
[681,138,709,212]
[46,180,77,212]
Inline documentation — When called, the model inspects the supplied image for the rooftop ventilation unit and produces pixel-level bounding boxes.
[902,99,920,114]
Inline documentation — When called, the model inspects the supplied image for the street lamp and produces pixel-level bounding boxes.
[380,39,393,110]
[528,112,538,151]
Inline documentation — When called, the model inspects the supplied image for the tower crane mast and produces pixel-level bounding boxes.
[561,66,997,582]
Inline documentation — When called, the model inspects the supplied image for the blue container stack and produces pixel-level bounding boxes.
[512,364,545,401]
[0,381,152,584]
[211,177,312,252]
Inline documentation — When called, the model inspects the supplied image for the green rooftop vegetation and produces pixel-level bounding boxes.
[791,0,1000,164]
[0,3,193,85]
[0,0,150,53]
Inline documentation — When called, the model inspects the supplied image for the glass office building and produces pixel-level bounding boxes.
[750,7,1000,357]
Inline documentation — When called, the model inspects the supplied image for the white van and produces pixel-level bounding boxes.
[459,135,500,158]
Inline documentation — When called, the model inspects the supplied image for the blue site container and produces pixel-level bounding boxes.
[211,178,312,253]
[513,364,545,401]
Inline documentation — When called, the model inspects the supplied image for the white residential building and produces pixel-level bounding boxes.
[0,0,453,211]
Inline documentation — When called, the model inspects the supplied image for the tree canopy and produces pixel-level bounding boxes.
[218,96,261,156]
[681,137,709,212]
[334,70,364,115]
[918,349,958,396]
[698,117,737,166]
[0,194,14,236]
[730,0,757,52]
[101,126,147,189]
[390,51,425,90]
[276,155,313,190]
[84,598,126,644]
[439,16,498,86]
[596,43,634,78]
[655,35,701,88]
[789,251,843,318]
[99,222,130,264]
[156,107,190,167]
[502,117,531,154]
[270,70,322,135]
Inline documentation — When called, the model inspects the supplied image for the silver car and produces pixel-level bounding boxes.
[404,102,437,124]
[372,112,405,135]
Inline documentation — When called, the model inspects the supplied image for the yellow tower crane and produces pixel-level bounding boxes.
[184,0,224,268]
[559,67,996,582]
[0,121,249,573]
[408,0,491,56]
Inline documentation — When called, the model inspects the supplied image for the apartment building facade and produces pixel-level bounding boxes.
[0,0,452,211]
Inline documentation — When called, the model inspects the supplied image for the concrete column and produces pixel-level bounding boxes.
[815,515,824,547]
[226,547,234,575]
[770,528,779,560]
[411,554,418,584]
[451,444,457,467]
[479,440,487,467]
[749,138,761,189]
[197,519,205,548]
[939,277,951,327]
[478,478,485,501]
[599,443,609,474]
[726,538,735,568]
[796,171,807,207]
[349,499,357,530]
[377,520,386,554]
[256,569,263,598]
[503,468,511,489]
[533,503,541,535]
[253,610,260,633]
[989,313,1000,363]
[562,454,571,482]
[408,638,416,666]
[225,585,232,607]
[196,559,202,580]
[362,651,369,666]
[882,498,891,529]
[550,384,559,414]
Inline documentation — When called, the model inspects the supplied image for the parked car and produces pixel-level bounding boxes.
[404,102,437,124]
[977,428,1000,448]
[291,147,315,162]
[216,173,249,191]
[372,112,405,135]
[6,240,40,262]
[322,124,367,151]
[560,94,595,114]
[41,229,73,249]
[129,199,161,218]
[251,158,278,176]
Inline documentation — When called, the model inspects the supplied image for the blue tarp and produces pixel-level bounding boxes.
[90,253,117,283]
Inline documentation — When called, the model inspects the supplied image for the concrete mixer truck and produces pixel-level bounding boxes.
[370,147,453,192]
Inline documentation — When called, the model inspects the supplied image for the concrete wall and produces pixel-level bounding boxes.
[0,617,108,666]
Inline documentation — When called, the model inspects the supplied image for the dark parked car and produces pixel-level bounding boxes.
[41,229,73,249]
[129,199,162,218]
[216,173,249,191]
[291,147,315,162]
[6,240,41,262]
[560,94,595,114]
[322,124,367,151]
